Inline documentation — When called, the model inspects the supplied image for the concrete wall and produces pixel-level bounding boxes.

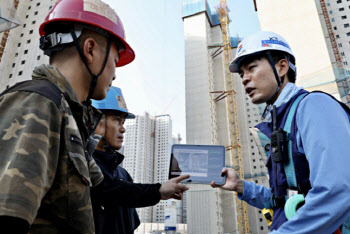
[184,13,216,145]
[186,184,223,234]
[0,0,52,91]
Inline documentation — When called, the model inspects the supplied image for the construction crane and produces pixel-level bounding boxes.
[215,1,250,233]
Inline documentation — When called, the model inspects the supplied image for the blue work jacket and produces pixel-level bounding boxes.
[238,83,350,233]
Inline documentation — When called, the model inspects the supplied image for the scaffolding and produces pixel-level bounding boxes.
[319,0,344,71]
[214,1,250,233]
[319,0,350,104]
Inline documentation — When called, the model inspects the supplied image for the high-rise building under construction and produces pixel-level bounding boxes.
[0,0,53,92]
[123,113,186,224]
[254,0,350,105]
[182,0,269,233]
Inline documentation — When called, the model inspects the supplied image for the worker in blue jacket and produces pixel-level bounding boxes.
[90,86,189,234]
[211,31,350,233]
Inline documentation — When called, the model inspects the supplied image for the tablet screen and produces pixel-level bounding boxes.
[169,144,226,185]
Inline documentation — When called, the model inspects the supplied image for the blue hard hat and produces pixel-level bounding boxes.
[92,86,135,119]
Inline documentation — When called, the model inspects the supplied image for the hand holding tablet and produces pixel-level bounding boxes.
[169,144,226,185]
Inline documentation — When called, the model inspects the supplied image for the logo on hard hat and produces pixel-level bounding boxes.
[116,95,127,110]
[83,0,118,25]
[261,38,290,50]
[237,44,243,53]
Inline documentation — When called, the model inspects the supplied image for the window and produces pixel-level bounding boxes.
[36,2,40,6]
[327,3,330,6]
[23,24,26,28]
[330,10,333,14]
[9,74,12,78]
[27,39,31,44]
[15,53,18,57]
[20,33,24,37]
[336,35,340,38]
[340,7,345,11]
[18,71,23,76]
[334,26,338,30]
[345,61,348,65]
[26,15,29,19]
[32,20,36,24]
[337,0,342,3]
[21,60,25,65]
[34,11,38,15]
[28,6,31,10]
[332,18,335,22]
[24,50,28,54]
[342,15,347,19]
[29,30,33,34]
[37,55,41,60]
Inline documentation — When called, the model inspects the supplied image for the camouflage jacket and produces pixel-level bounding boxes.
[0,64,103,233]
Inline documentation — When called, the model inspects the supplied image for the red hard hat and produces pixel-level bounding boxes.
[39,0,135,67]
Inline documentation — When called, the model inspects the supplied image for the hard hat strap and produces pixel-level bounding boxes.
[101,114,110,150]
[100,113,119,152]
[265,52,284,105]
[69,25,113,102]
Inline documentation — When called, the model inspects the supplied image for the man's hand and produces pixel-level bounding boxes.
[159,174,190,200]
[210,168,244,194]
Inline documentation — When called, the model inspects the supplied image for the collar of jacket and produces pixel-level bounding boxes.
[94,149,125,168]
[264,83,303,122]
[255,88,309,138]
[32,64,102,141]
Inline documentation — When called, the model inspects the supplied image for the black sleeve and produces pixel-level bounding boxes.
[91,180,162,208]
[0,216,30,234]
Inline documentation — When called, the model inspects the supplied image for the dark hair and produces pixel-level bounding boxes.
[239,50,296,83]
[45,22,124,64]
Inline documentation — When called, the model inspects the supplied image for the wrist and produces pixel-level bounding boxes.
[236,179,244,194]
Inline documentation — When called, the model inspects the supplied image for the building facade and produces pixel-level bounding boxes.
[183,0,269,233]
[255,0,350,105]
[123,113,182,224]
[0,0,54,92]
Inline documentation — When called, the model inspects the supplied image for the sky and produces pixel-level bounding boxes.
[104,0,260,143]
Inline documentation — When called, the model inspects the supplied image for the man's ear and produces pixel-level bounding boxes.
[83,38,96,64]
[277,59,289,78]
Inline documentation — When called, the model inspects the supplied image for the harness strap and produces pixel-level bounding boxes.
[263,93,307,209]
[283,93,307,188]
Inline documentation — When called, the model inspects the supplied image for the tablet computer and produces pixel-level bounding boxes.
[169,144,226,185]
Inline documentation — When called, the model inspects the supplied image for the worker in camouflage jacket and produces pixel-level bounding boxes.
[0,0,135,233]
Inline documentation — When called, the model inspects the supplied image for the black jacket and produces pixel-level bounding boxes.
[91,150,162,234]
